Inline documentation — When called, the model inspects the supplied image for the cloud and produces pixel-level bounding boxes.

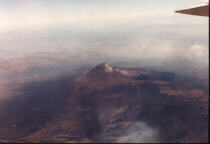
[111,121,160,143]
[188,44,207,59]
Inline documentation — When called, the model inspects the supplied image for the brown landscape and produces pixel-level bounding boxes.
[0,63,208,143]
[0,0,208,143]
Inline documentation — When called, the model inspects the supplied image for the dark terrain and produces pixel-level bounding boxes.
[0,63,208,143]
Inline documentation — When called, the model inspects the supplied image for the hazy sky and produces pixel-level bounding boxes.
[0,0,207,31]
[0,0,208,66]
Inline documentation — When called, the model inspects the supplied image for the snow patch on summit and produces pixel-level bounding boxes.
[103,63,114,73]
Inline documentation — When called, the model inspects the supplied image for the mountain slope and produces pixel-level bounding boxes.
[0,63,208,143]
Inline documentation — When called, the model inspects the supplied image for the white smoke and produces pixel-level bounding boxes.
[103,121,160,143]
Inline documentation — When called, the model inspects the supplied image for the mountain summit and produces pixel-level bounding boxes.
[86,62,120,81]
[89,63,114,74]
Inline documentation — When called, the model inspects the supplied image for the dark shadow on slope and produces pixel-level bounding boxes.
[0,76,74,140]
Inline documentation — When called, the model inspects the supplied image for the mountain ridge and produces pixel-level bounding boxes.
[0,63,208,143]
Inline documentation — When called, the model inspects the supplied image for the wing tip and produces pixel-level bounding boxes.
[175,5,209,17]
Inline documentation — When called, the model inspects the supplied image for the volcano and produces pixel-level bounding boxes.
[0,63,208,143]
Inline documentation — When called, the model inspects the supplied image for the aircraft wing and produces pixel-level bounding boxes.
[175,4,209,17]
